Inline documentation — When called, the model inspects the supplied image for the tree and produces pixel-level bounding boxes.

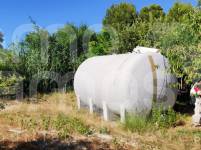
[139,4,165,22]
[21,29,49,78]
[16,23,95,93]
[0,32,3,49]
[167,2,194,22]
[103,3,137,31]
[48,24,95,74]
[0,48,22,97]
[88,31,113,56]
[0,48,17,71]
[117,23,140,53]
[159,9,201,83]
[102,3,165,54]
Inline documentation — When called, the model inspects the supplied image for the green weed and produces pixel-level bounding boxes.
[124,106,179,133]
[99,127,110,134]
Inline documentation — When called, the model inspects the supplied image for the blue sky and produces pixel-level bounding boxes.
[0,0,197,48]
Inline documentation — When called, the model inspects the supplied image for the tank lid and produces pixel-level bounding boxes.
[133,46,160,54]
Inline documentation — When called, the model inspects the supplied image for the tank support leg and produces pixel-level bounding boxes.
[77,96,81,110]
[89,98,93,114]
[102,101,109,121]
[120,105,126,123]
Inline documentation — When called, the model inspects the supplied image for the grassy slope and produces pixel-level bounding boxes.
[0,92,200,150]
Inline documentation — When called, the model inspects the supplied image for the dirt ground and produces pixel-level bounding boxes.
[0,92,200,150]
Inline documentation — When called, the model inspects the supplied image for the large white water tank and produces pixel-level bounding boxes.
[74,48,177,119]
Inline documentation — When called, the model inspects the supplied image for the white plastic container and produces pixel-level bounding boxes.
[74,48,177,121]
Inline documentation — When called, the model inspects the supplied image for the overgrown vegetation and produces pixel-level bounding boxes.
[124,106,181,133]
[4,112,93,139]
[0,93,199,149]
[53,113,93,138]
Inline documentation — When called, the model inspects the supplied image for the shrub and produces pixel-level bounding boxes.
[151,106,177,128]
[124,106,178,133]
[124,114,150,133]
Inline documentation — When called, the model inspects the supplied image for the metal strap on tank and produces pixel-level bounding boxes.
[148,55,157,103]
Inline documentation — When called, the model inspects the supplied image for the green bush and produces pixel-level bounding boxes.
[151,106,177,128]
[124,106,178,133]
[124,115,150,133]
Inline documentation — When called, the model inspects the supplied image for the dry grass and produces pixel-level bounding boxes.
[0,91,201,150]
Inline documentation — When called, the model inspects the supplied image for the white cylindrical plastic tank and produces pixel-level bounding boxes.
[74,48,177,118]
